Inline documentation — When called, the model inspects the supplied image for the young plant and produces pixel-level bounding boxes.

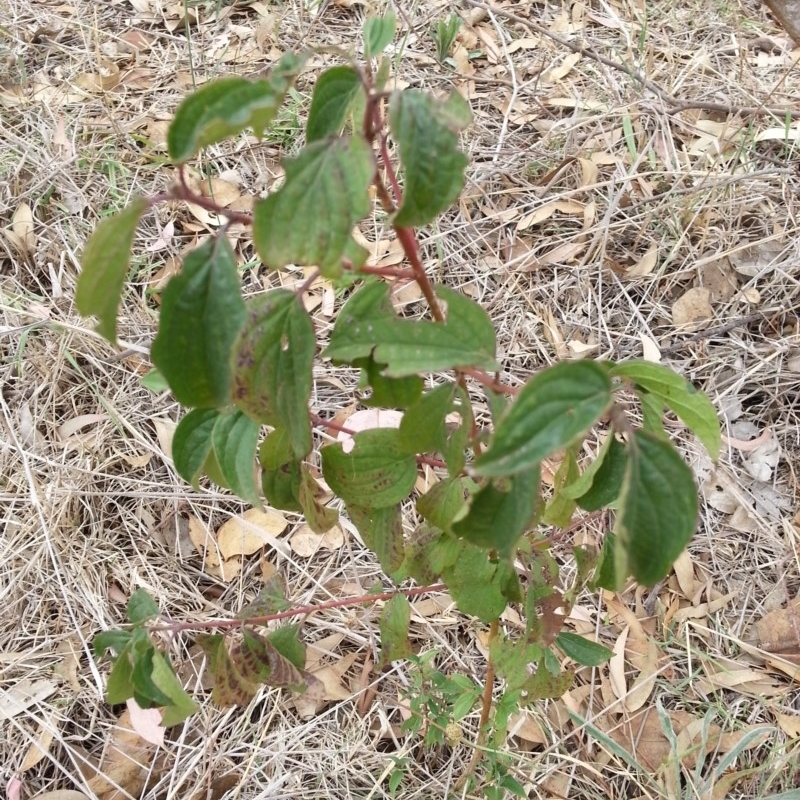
[77,10,720,764]
[431,13,462,64]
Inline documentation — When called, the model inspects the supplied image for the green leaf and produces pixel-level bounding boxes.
[172,408,220,487]
[127,589,159,625]
[167,52,306,162]
[150,650,200,726]
[389,90,471,227]
[306,66,363,142]
[140,368,169,393]
[364,13,397,57]
[590,533,618,591]
[379,594,413,665]
[238,575,291,618]
[212,410,262,507]
[403,524,459,584]
[105,649,135,704]
[94,630,133,657]
[640,391,668,439]
[321,428,417,508]
[266,625,306,670]
[362,359,423,409]
[233,628,311,691]
[151,237,246,409]
[574,435,627,512]
[616,431,698,586]
[474,361,613,477]
[452,467,540,558]
[259,427,302,511]
[76,196,148,343]
[398,384,456,453]
[542,448,579,528]
[324,283,497,376]
[524,658,574,701]
[442,544,510,623]
[347,503,405,578]
[297,466,338,533]
[231,290,313,458]
[253,136,374,278]
[131,646,174,708]
[611,361,721,460]
[416,478,467,531]
[555,632,613,667]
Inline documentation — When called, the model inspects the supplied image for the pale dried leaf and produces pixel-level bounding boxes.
[12,203,36,252]
[20,712,57,771]
[672,287,713,329]
[625,245,658,278]
[217,508,288,559]
[337,409,404,453]
[0,679,57,720]
[290,523,345,557]
[126,698,165,747]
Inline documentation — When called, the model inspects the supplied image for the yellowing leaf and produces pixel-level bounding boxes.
[217,508,288,559]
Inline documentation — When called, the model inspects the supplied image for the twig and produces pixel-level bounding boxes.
[151,583,447,633]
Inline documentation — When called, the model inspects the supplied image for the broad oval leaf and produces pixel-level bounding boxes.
[443,545,515,623]
[324,282,497,376]
[306,66,363,142]
[76,196,148,343]
[389,90,472,227]
[231,290,313,459]
[321,428,417,508]
[474,361,613,477]
[364,13,397,57]
[416,478,467,531]
[253,135,374,278]
[610,360,721,460]
[398,384,456,454]
[451,467,540,558]
[616,431,698,586]
[172,408,220,486]
[555,632,613,667]
[151,237,246,409]
[212,410,262,508]
[571,435,628,512]
[167,53,306,162]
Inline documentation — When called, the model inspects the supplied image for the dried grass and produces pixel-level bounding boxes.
[2,0,799,797]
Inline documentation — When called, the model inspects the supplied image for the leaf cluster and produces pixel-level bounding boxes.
[76,12,720,734]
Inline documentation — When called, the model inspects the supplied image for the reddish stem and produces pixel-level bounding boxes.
[172,166,254,225]
[150,583,447,633]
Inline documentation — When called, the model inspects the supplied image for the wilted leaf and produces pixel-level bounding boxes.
[380,594,413,665]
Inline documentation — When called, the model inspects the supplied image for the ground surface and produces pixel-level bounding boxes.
[2,0,800,798]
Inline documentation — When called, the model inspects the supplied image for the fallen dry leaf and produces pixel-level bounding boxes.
[698,257,738,302]
[672,287,713,329]
[126,698,165,747]
[336,408,404,453]
[624,244,658,278]
[754,597,800,656]
[290,523,345,557]
[0,679,57,720]
[217,508,288,560]
[20,711,58,771]
[85,708,155,799]
[12,202,36,253]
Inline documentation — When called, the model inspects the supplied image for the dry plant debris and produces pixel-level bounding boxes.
[1,0,799,798]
